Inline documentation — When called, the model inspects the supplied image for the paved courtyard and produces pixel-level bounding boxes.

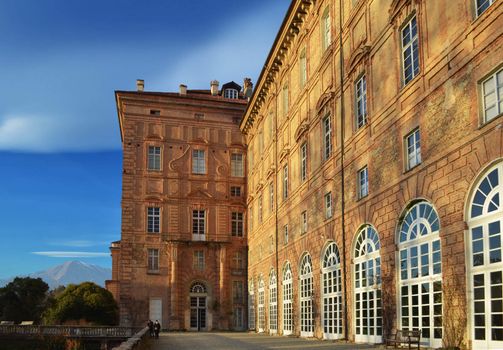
[150,332,382,350]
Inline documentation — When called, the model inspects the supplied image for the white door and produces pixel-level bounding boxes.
[149,298,162,326]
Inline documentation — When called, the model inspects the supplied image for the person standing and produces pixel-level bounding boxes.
[154,320,161,339]
[147,320,154,337]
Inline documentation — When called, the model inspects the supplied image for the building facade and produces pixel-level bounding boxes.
[107,80,250,331]
[241,0,502,349]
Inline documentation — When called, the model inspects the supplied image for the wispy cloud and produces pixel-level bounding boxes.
[48,240,110,248]
[32,251,109,258]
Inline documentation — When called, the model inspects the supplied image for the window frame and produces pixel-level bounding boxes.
[192,149,206,174]
[224,88,239,99]
[480,67,503,124]
[147,145,162,171]
[147,248,159,273]
[322,7,331,52]
[192,209,206,241]
[147,206,161,233]
[355,74,367,129]
[231,153,244,177]
[193,250,205,270]
[325,192,333,219]
[283,164,289,200]
[475,0,495,17]
[284,224,289,245]
[358,166,369,199]
[300,48,307,89]
[301,210,308,235]
[231,212,244,237]
[405,128,421,170]
[300,142,308,183]
[323,114,333,161]
[401,15,420,86]
[283,84,289,118]
[230,186,241,197]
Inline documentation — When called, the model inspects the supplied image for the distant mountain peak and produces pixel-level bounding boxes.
[0,261,111,289]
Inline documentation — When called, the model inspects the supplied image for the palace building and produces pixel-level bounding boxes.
[107,79,251,331]
[241,0,502,349]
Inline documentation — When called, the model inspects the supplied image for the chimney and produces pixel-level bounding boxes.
[210,80,219,96]
[179,84,187,96]
[136,79,144,92]
[243,78,253,99]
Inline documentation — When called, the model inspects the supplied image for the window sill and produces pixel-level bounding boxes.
[357,193,369,202]
[478,112,502,130]
[404,162,421,174]
[147,271,160,275]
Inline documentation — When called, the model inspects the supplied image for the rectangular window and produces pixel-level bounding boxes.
[301,211,307,235]
[284,225,289,245]
[192,150,206,174]
[269,111,275,142]
[192,210,206,239]
[233,251,244,269]
[147,146,161,171]
[476,0,495,16]
[481,68,503,123]
[300,142,307,183]
[355,75,367,129]
[300,49,307,88]
[231,153,244,177]
[405,128,421,170]
[258,195,263,224]
[193,250,204,270]
[231,212,244,237]
[283,165,289,200]
[147,248,159,272]
[147,207,160,233]
[230,186,241,197]
[323,115,333,160]
[233,281,244,303]
[401,16,419,85]
[358,166,369,199]
[269,183,274,213]
[283,85,289,117]
[234,307,244,328]
[325,192,333,219]
[322,7,331,51]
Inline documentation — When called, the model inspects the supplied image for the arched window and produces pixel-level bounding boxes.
[467,162,503,348]
[300,254,314,337]
[269,269,278,333]
[258,276,265,332]
[224,88,238,99]
[322,242,343,339]
[398,201,442,348]
[282,262,293,335]
[354,225,382,343]
[248,279,255,331]
[190,282,207,294]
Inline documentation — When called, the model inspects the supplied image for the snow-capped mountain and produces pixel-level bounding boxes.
[0,261,111,289]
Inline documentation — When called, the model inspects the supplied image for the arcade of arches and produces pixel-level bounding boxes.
[248,161,503,349]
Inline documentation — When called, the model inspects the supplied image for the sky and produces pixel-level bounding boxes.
[0,0,289,279]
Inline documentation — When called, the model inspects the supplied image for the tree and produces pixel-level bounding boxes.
[44,282,119,325]
[0,277,50,323]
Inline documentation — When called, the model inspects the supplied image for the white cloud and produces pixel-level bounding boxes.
[0,114,118,152]
[32,251,109,258]
[48,240,109,248]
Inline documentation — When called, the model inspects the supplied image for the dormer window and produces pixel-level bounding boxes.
[224,89,239,99]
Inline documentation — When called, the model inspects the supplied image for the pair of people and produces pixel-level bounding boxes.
[147,319,161,338]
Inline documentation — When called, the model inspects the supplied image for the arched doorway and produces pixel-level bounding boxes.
[353,225,382,343]
[189,282,207,331]
[321,241,343,339]
[300,253,314,337]
[398,201,442,348]
[467,162,503,349]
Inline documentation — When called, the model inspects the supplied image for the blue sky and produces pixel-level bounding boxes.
[0,0,288,278]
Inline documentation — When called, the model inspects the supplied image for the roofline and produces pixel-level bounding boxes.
[239,0,299,133]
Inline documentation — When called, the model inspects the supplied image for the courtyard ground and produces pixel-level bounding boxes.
[150,332,383,350]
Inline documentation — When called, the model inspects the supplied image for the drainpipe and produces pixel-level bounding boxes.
[338,0,349,341]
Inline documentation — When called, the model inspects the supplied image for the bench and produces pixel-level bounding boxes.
[385,329,421,349]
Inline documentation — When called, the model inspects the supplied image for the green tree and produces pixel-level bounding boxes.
[44,282,118,325]
[0,277,50,323]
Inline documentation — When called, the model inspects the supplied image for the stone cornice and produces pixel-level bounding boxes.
[240,0,316,135]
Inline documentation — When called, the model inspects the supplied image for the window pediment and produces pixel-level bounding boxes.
[187,188,213,199]
[348,44,371,74]
[294,120,310,142]
[316,92,334,115]
[279,147,290,163]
